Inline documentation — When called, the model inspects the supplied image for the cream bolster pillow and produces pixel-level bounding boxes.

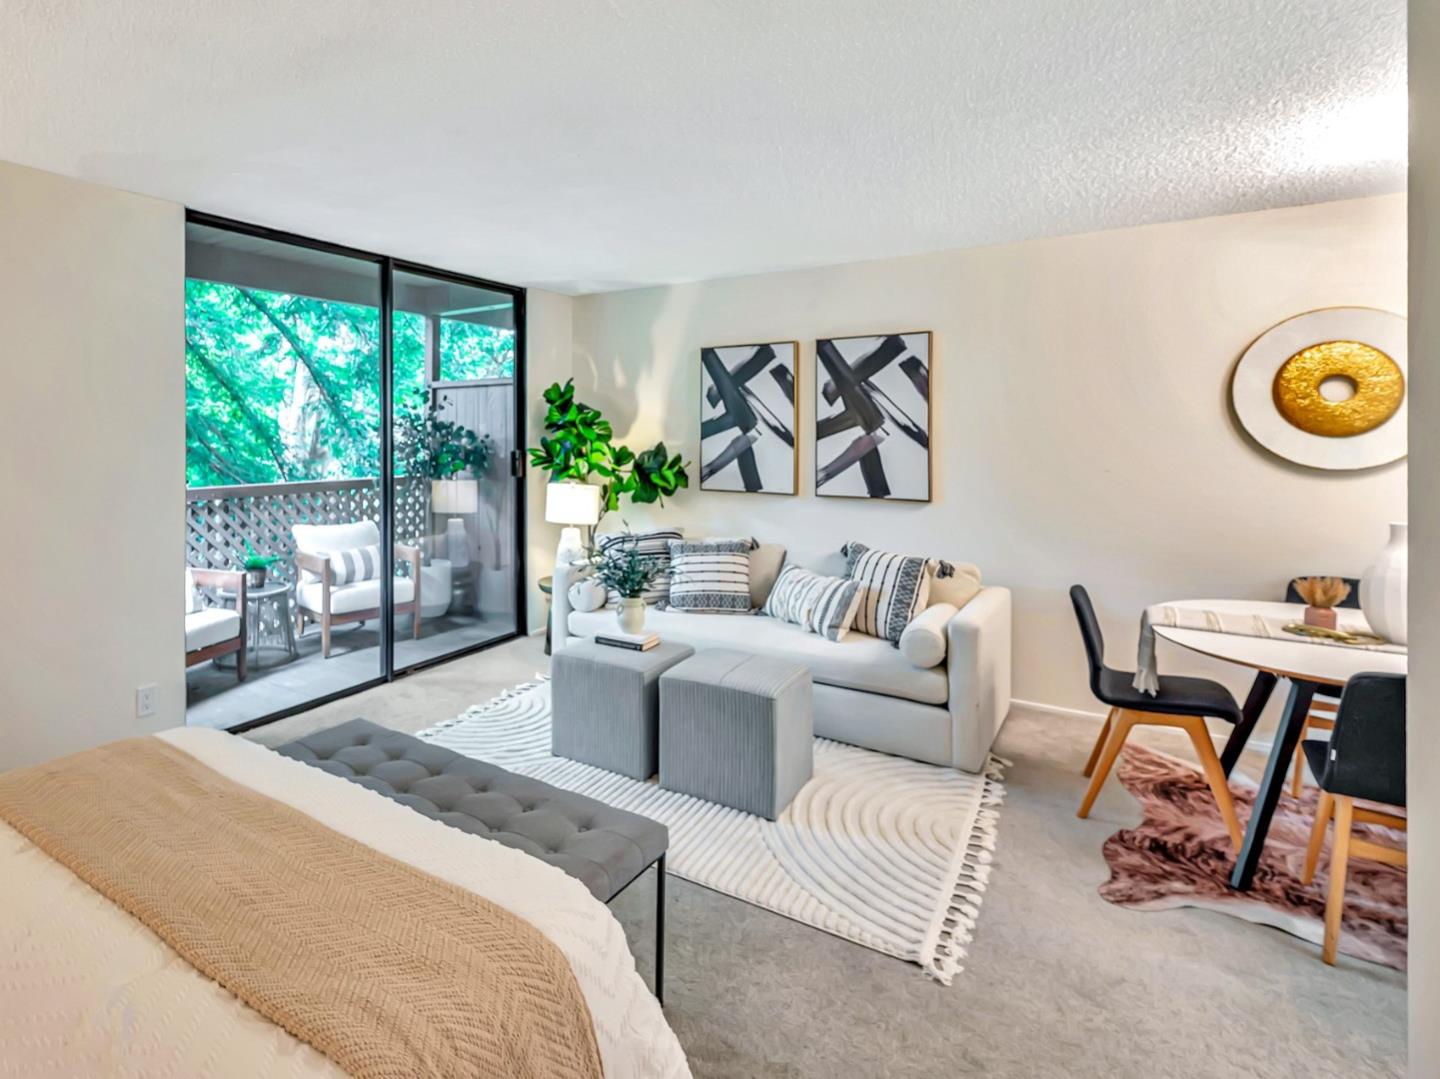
[899,603,958,668]
[929,563,982,611]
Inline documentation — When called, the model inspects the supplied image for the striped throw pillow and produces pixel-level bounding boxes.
[596,528,683,607]
[328,544,384,586]
[843,542,955,645]
[666,539,755,613]
[762,563,863,641]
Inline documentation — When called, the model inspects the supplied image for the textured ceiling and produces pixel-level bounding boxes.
[0,0,1406,293]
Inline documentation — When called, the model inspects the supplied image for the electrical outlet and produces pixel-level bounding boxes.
[136,684,157,718]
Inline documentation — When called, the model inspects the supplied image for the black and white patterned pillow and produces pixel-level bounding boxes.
[762,563,863,641]
[666,538,755,613]
[596,528,683,606]
[843,542,955,645]
[328,544,384,586]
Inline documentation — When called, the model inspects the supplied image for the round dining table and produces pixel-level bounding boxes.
[1153,599,1407,891]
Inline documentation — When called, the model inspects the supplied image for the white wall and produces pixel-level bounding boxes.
[524,288,575,632]
[569,195,1408,716]
[1408,1,1438,1070]
[0,161,185,769]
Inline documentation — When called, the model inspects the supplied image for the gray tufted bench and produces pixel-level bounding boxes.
[274,718,670,1000]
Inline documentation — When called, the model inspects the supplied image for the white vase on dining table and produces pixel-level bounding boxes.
[1360,522,1408,645]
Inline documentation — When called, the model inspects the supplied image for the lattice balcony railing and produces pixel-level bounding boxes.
[186,476,431,581]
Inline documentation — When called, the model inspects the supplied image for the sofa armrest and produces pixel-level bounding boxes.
[550,559,577,647]
[945,586,1012,773]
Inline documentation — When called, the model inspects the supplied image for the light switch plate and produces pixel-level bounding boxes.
[136,684,157,718]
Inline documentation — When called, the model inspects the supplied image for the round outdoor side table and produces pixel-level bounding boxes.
[216,580,299,669]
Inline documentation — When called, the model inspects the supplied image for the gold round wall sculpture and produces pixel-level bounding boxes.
[1232,309,1407,470]
[1271,341,1404,437]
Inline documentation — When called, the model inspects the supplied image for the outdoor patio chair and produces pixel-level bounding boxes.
[185,567,246,680]
[291,520,422,657]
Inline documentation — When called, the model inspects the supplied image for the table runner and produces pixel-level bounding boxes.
[1134,602,1405,695]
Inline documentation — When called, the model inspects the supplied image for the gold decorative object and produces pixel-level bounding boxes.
[1282,623,1385,645]
[1272,341,1404,437]
[1292,576,1352,629]
[1231,308,1408,470]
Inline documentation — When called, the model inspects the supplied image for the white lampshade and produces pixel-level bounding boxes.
[545,481,601,526]
[431,479,479,514]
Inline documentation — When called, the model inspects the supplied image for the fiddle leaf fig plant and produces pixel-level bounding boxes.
[396,388,494,480]
[528,379,689,515]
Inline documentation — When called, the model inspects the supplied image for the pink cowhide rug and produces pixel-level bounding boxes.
[1099,743,1407,970]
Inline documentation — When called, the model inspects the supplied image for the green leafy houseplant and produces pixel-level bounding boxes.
[527,380,688,518]
[396,388,494,480]
[593,540,662,600]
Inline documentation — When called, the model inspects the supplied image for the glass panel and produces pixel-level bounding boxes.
[183,223,384,730]
[392,270,519,669]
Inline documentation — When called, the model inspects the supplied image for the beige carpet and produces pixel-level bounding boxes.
[244,634,1407,1078]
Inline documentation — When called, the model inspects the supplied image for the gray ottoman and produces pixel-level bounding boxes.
[551,638,696,779]
[658,649,813,819]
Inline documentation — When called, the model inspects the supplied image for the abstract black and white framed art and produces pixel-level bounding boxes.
[814,332,931,501]
[699,341,799,495]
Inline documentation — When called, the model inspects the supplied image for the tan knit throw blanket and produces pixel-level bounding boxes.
[0,737,604,1079]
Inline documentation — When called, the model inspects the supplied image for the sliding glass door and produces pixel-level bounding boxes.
[391,268,521,672]
[182,217,525,731]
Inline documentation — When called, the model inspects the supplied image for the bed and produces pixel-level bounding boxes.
[0,727,691,1079]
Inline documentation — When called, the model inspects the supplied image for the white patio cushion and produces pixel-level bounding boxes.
[292,519,380,553]
[184,608,241,652]
[297,575,415,616]
[292,520,382,582]
[184,567,201,614]
[567,608,948,706]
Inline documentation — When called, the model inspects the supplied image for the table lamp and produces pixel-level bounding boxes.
[432,478,479,570]
[545,481,601,568]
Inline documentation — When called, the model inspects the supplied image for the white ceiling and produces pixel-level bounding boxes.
[0,1,1406,294]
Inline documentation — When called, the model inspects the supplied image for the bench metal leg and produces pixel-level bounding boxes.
[655,853,666,1006]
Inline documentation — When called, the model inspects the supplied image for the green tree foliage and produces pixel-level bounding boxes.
[185,280,514,487]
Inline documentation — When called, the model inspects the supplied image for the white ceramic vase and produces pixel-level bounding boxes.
[617,597,647,635]
[1360,522,1408,645]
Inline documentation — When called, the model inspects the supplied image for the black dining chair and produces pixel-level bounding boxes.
[1281,576,1362,796]
[1299,672,1406,965]
[1070,585,1244,850]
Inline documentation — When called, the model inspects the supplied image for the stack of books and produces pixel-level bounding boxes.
[595,631,661,652]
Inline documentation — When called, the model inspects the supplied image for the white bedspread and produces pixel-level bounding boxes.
[0,727,690,1079]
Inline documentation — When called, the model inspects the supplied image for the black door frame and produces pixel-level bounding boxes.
[184,210,528,733]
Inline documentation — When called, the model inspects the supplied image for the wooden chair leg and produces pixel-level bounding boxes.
[1083,708,1116,778]
[1182,717,1244,851]
[1290,715,1312,798]
[1323,795,1354,965]
[1302,790,1334,885]
[1078,710,1135,819]
[413,605,421,640]
[321,618,332,659]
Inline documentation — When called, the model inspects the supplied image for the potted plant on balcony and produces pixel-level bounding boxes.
[242,541,279,589]
[396,389,496,610]
[593,537,662,635]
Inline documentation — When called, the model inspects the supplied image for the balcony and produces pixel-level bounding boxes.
[185,471,517,730]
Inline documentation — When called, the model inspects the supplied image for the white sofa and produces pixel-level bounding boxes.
[551,554,1011,774]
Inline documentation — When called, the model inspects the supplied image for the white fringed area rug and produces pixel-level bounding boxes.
[419,680,1005,984]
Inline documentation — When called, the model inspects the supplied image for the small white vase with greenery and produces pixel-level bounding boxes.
[593,539,661,636]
